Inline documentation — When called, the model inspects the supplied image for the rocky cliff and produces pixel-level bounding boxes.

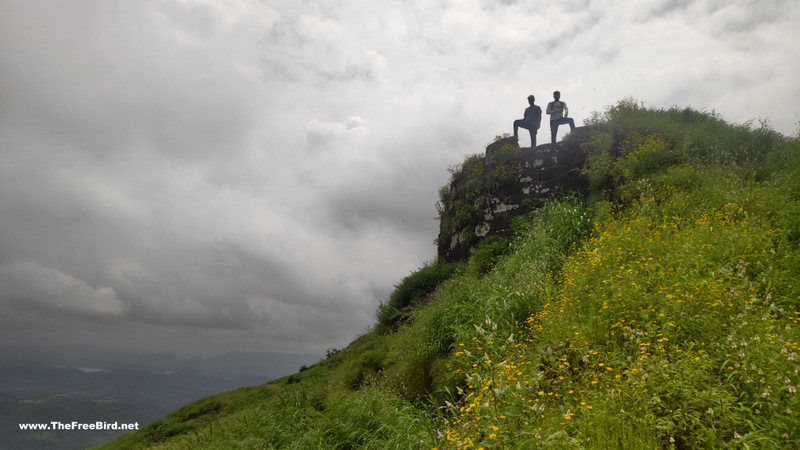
[437,128,592,262]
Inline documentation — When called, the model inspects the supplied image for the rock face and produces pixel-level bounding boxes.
[437,128,591,262]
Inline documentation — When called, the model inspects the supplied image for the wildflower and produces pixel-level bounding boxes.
[734,432,743,441]
[762,388,770,398]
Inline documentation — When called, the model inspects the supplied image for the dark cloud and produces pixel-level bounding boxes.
[0,0,797,358]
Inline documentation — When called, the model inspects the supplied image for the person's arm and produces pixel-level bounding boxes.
[545,102,553,115]
[563,102,569,117]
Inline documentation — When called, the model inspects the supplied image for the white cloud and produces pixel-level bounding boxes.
[0,261,127,316]
[306,116,368,151]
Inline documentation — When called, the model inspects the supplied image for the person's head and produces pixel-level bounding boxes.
[527,95,535,105]
[553,91,561,100]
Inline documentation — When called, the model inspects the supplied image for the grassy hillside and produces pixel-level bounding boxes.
[101,100,800,449]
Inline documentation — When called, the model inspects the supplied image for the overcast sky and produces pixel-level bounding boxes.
[1,0,798,358]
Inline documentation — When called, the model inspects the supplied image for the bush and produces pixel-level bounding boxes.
[468,236,511,275]
[376,262,463,330]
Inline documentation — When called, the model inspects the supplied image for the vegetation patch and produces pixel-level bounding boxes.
[103,100,800,449]
[376,261,463,331]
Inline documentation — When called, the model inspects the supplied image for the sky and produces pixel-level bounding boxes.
[1,0,798,359]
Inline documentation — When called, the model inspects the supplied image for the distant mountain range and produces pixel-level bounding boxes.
[0,347,322,449]
[0,347,322,384]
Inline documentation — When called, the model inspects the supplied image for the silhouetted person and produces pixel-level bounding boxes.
[546,91,575,144]
[513,95,542,147]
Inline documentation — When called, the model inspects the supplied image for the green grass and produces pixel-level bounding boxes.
[100,100,800,449]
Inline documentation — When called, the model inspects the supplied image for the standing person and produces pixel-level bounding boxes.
[513,95,542,147]
[546,91,575,144]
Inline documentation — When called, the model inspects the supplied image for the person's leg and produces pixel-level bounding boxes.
[516,120,535,145]
[551,118,575,142]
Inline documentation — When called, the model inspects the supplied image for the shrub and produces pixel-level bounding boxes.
[468,236,511,275]
[376,262,463,330]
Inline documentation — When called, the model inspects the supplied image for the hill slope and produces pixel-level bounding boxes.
[101,100,800,449]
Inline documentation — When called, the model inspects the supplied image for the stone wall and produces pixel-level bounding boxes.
[437,128,591,262]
